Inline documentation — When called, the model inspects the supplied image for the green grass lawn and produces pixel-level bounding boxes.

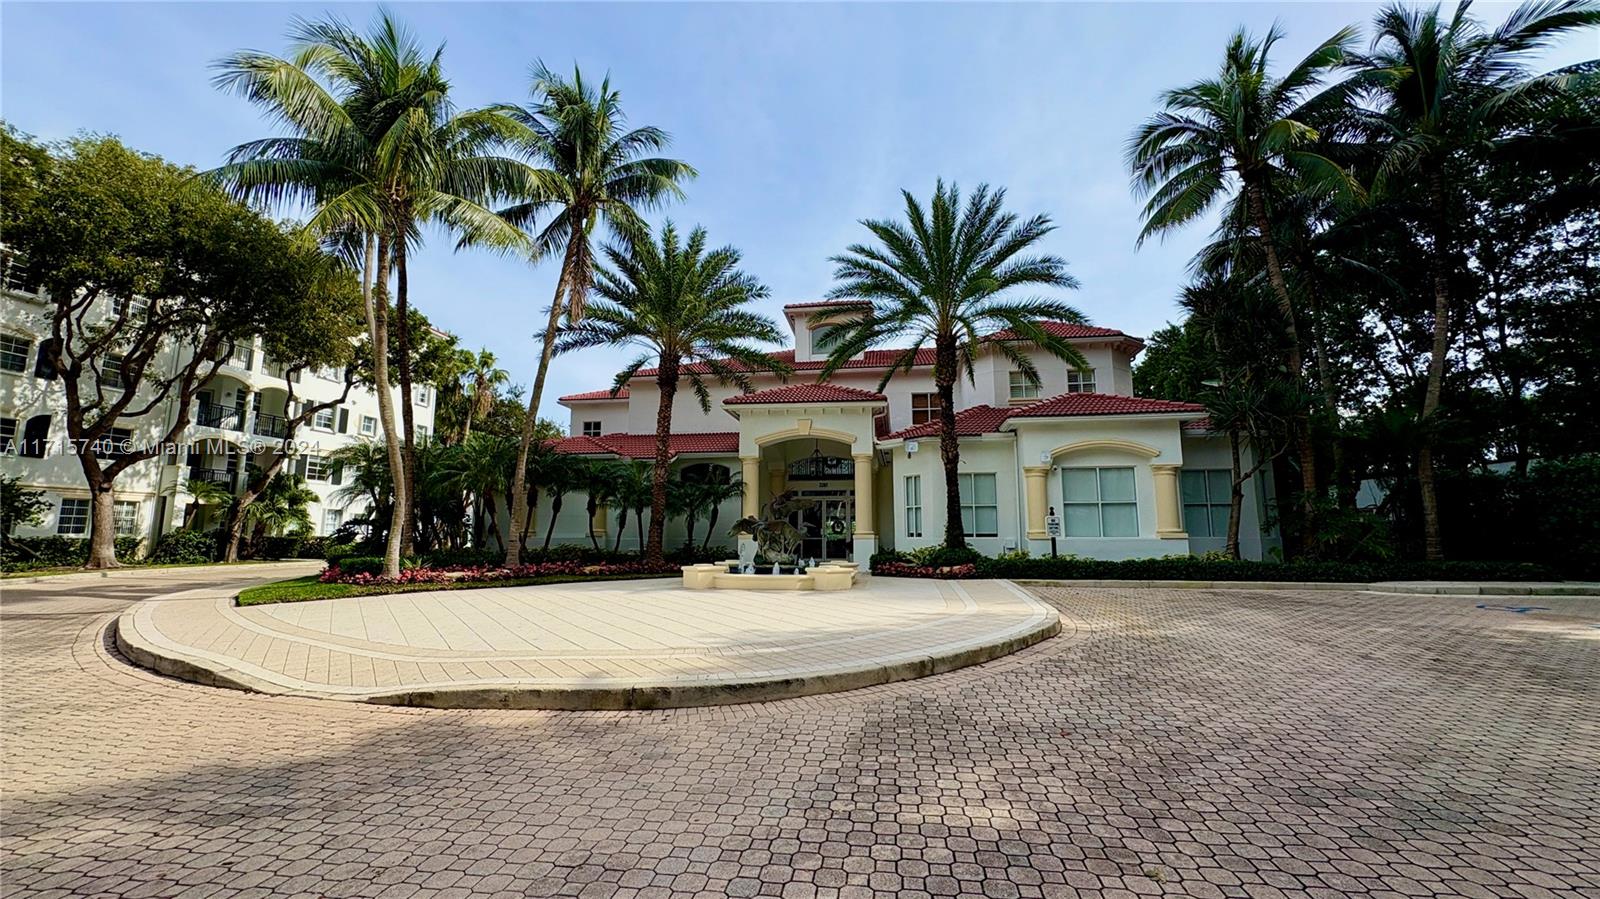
[236,572,679,606]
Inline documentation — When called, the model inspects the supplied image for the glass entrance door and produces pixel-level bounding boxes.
[792,493,854,561]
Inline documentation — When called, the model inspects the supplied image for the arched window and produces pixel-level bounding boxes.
[679,462,732,485]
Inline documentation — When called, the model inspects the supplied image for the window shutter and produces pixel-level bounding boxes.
[337,408,349,433]
[331,462,343,486]
[21,415,51,458]
[294,456,307,478]
[34,339,60,380]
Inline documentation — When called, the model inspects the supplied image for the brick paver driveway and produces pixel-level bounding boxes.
[3,571,1597,898]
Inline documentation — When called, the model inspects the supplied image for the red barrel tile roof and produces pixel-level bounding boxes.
[885,405,1015,440]
[724,384,887,405]
[1005,392,1205,419]
[558,387,630,402]
[548,431,739,459]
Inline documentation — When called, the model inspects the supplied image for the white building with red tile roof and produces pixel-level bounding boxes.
[548,304,1279,561]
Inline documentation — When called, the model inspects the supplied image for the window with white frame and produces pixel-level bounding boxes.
[100,353,126,388]
[904,475,923,538]
[1,250,41,295]
[0,333,31,373]
[415,424,430,443]
[112,297,150,320]
[92,427,135,457]
[57,498,89,535]
[114,500,140,537]
[910,393,937,425]
[957,472,999,537]
[1008,371,1041,402]
[360,415,377,437]
[581,420,602,437]
[415,385,431,406]
[1062,466,1137,537]
[1181,469,1233,538]
[1066,369,1096,393]
[322,508,343,535]
[304,454,330,482]
[0,417,15,454]
[312,407,335,431]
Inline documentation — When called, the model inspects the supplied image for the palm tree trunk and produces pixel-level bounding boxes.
[1419,171,1453,561]
[366,232,407,578]
[394,235,418,558]
[613,509,626,553]
[702,505,718,552]
[934,337,966,550]
[505,243,576,567]
[587,492,602,552]
[542,494,563,551]
[645,362,678,563]
[1295,248,1350,509]
[1226,429,1244,560]
[1245,182,1318,548]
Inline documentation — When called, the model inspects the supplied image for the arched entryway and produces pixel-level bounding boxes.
[742,429,876,562]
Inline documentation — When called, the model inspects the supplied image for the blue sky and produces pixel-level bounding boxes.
[4,3,1592,425]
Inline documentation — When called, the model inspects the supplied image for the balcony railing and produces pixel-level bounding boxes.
[228,347,255,370]
[187,467,237,490]
[194,403,244,431]
[252,412,288,439]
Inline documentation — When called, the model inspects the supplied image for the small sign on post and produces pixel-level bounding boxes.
[1045,507,1062,558]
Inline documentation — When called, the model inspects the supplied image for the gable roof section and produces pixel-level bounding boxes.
[634,348,937,377]
[548,431,739,459]
[1005,392,1205,419]
[884,405,1014,440]
[558,387,630,403]
[985,321,1132,341]
[723,384,887,405]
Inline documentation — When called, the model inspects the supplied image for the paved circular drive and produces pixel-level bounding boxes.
[114,576,1060,709]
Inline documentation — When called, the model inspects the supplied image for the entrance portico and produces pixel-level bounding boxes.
[724,384,888,561]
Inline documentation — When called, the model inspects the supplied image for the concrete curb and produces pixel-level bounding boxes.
[1011,578,1600,597]
[110,581,1062,711]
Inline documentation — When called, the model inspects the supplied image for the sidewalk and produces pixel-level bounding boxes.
[1011,578,1600,596]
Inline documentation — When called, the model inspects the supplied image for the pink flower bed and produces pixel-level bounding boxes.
[319,560,682,586]
[874,561,977,579]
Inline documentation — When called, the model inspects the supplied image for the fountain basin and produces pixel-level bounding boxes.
[682,560,861,591]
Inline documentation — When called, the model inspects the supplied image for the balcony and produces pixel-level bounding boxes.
[194,403,244,431]
[252,412,288,439]
[186,467,237,490]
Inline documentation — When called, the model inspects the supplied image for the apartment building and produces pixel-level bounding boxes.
[1,250,435,549]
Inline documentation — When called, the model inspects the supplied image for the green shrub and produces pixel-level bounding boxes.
[333,555,387,576]
[149,529,220,565]
[906,545,984,567]
[1,535,142,571]
[259,535,307,560]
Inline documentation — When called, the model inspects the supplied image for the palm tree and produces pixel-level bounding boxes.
[243,473,318,553]
[438,432,515,553]
[536,452,589,552]
[182,478,236,530]
[328,439,392,545]
[554,223,786,563]
[693,473,744,553]
[1127,24,1360,536]
[581,459,621,552]
[1351,0,1600,559]
[211,11,533,576]
[611,460,653,555]
[460,349,509,443]
[817,181,1086,550]
[494,63,697,567]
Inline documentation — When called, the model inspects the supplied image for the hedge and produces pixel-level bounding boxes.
[1,535,143,572]
[869,550,1559,583]
[149,529,221,565]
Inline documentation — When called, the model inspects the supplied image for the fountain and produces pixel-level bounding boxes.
[681,492,862,591]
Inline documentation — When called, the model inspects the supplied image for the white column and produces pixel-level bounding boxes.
[1152,464,1187,539]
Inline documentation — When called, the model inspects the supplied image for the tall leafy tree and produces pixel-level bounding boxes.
[555,223,786,563]
[1127,24,1360,536]
[493,64,696,566]
[211,10,532,575]
[1350,0,1600,558]
[2,133,338,568]
[817,181,1085,550]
